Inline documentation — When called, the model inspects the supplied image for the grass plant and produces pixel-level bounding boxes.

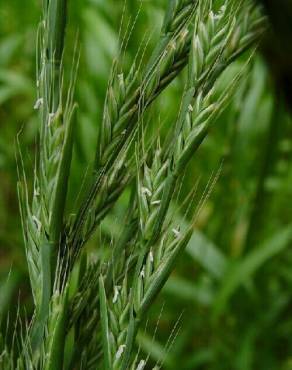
[1,0,267,369]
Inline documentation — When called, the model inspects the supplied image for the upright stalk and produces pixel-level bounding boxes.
[43,0,69,265]
[31,0,70,356]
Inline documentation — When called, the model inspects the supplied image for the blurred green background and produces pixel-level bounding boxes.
[1,1,292,369]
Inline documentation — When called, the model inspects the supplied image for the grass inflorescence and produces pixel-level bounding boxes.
[2,0,267,369]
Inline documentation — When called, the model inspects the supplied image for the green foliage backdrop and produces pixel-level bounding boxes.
[1,1,292,369]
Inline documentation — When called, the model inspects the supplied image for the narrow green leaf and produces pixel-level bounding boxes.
[31,241,52,351]
[213,226,292,319]
[45,287,69,370]
[50,104,77,247]
[186,230,227,279]
[99,276,112,370]
[140,229,193,316]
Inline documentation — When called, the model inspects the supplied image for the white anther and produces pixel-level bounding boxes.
[140,266,145,278]
[220,5,227,13]
[151,200,161,205]
[137,360,146,370]
[34,98,43,110]
[116,345,126,360]
[172,228,180,238]
[33,187,40,197]
[48,112,55,126]
[113,285,121,304]
[188,104,193,112]
[142,187,152,197]
[149,250,154,263]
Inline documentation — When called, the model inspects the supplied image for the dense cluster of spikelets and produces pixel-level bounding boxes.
[1,0,266,369]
